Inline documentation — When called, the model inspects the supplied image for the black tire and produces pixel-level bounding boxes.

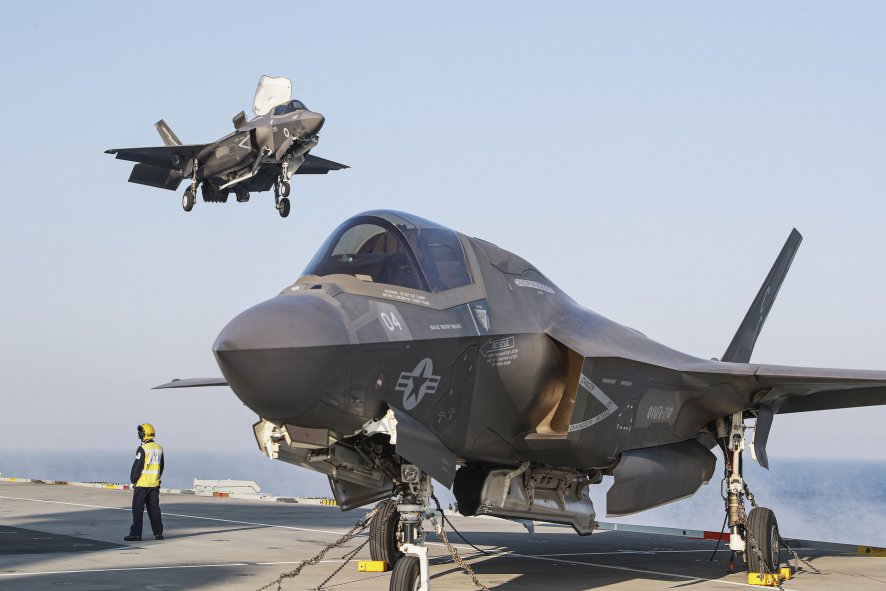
[280,180,291,198]
[389,555,420,591]
[279,197,291,218]
[369,499,403,569]
[182,189,195,212]
[746,507,780,573]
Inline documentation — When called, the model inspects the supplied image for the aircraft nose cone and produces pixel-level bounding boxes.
[300,111,325,135]
[213,294,350,419]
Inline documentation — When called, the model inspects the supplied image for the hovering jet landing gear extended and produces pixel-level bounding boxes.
[182,158,199,212]
[274,177,291,218]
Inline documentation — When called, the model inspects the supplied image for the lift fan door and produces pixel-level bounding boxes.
[253,75,292,116]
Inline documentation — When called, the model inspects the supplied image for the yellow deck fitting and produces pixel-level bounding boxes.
[748,567,792,586]
[357,560,389,572]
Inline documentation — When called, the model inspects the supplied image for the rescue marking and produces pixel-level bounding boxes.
[481,336,519,367]
[395,358,441,410]
[568,375,619,432]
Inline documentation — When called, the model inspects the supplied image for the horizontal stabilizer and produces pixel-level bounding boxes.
[153,377,228,389]
[295,154,349,175]
[154,119,182,147]
[722,229,802,363]
[755,364,886,414]
[106,144,206,168]
[128,163,185,191]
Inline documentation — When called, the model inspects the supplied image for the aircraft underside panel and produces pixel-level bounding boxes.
[128,163,185,191]
[606,439,716,516]
[453,464,597,535]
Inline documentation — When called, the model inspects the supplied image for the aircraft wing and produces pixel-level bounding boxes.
[754,364,886,413]
[153,377,228,389]
[295,154,349,174]
[105,144,207,168]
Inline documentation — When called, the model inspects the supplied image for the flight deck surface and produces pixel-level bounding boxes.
[0,481,883,591]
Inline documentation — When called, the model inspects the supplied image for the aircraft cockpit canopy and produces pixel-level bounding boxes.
[272,100,307,116]
[304,212,473,293]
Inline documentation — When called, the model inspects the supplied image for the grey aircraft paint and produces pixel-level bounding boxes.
[158,210,886,531]
[106,76,347,218]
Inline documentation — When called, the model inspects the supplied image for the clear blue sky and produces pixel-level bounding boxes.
[0,2,884,460]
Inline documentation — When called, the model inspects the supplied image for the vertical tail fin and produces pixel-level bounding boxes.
[154,119,182,147]
[722,229,803,363]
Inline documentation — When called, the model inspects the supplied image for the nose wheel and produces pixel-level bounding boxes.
[390,553,423,591]
[369,498,404,569]
[274,177,292,218]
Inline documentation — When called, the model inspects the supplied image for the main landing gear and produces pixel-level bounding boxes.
[182,158,199,212]
[182,189,195,212]
[720,412,782,575]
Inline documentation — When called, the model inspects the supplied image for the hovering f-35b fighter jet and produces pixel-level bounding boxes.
[159,211,886,590]
[106,76,347,218]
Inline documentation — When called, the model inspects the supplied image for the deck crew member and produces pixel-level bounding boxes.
[124,423,164,541]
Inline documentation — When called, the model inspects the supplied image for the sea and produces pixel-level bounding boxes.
[1,450,884,547]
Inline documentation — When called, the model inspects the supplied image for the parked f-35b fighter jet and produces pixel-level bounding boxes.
[106,76,347,218]
[158,211,886,590]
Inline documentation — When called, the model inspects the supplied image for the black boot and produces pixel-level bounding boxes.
[124,535,141,541]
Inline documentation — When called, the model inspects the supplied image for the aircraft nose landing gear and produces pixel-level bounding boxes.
[273,177,291,218]
[373,465,491,591]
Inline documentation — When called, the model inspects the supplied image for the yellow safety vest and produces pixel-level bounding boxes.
[136,441,163,488]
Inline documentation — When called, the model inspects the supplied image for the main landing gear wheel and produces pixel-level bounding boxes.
[280,180,291,197]
[182,189,195,212]
[369,499,403,569]
[278,197,291,218]
[746,507,781,573]
[389,555,420,591]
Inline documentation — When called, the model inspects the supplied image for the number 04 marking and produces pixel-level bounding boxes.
[380,312,403,331]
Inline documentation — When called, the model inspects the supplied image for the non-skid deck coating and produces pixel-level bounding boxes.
[0,482,883,590]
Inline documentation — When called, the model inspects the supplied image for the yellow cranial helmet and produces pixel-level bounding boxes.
[137,423,156,441]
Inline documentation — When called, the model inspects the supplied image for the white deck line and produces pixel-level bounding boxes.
[0,494,351,538]
[1,493,765,588]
